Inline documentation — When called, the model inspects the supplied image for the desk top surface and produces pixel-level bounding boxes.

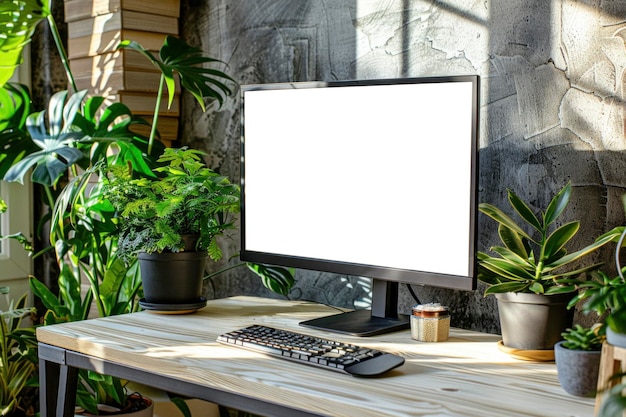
[37,296,594,417]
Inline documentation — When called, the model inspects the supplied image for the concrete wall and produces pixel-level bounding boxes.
[179,0,626,333]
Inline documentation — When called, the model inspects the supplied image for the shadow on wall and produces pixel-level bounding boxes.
[182,0,626,334]
[203,144,626,336]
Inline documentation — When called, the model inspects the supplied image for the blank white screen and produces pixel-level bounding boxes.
[243,80,474,278]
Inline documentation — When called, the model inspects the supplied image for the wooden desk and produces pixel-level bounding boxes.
[37,296,594,417]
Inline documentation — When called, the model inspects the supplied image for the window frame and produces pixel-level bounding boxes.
[0,44,33,306]
[0,180,32,280]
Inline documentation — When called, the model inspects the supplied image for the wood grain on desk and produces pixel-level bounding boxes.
[37,296,594,417]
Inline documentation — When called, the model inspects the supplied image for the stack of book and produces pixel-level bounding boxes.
[65,0,181,146]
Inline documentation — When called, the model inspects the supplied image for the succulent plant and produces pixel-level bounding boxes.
[561,324,603,351]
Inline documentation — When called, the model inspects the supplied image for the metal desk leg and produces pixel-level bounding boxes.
[39,344,79,417]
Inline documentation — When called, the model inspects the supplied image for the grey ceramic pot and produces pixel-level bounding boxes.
[554,341,601,397]
[606,327,626,349]
[496,292,574,350]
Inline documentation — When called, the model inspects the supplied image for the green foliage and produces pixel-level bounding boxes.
[0,0,51,87]
[568,269,626,317]
[28,159,146,326]
[106,147,295,295]
[0,83,39,179]
[477,183,613,295]
[0,8,288,414]
[118,35,235,155]
[30,246,142,416]
[119,36,233,111]
[105,147,240,261]
[1,87,161,187]
[561,324,603,351]
[75,371,126,414]
[70,94,165,172]
[0,290,38,416]
[13,89,158,414]
[607,308,626,334]
[568,269,626,334]
[599,375,626,417]
[246,263,295,296]
[566,208,626,335]
[4,89,86,186]
[170,398,192,417]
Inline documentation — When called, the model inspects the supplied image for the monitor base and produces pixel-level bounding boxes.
[299,309,409,337]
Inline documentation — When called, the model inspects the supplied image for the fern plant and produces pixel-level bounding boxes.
[105,147,240,261]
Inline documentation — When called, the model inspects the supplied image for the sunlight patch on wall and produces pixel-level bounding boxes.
[559,0,626,150]
[354,0,489,79]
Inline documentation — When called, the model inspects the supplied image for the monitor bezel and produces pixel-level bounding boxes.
[240,75,480,293]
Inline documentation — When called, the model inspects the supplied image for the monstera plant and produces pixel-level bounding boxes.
[0,1,293,414]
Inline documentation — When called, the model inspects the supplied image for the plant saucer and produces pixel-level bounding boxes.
[139,297,207,314]
[497,340,555,362]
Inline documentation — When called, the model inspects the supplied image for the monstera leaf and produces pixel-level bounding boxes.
[246,263,295,296]
[0,0,51,87]
[4,89,87,186]
[119,35,234,110]
[71,95,163,176]
[118,36,235,154]
[0,83,38,179]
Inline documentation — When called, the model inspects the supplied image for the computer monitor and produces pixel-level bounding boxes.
[240,75,479,336]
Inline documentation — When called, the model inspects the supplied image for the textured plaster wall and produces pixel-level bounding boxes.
[179,0,626,334]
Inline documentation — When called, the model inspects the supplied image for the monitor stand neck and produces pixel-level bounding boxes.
[299,278,410,337]
[371,279,399,319]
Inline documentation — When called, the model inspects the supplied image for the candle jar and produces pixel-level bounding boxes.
[410,303,450,342]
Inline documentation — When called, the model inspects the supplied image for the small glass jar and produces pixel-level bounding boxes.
[410,303,450,342]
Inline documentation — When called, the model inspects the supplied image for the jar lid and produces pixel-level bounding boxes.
[412,303,449,317]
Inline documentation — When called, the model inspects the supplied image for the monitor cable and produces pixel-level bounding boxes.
[405,283,422,305]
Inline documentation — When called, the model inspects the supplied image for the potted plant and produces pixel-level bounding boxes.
[554,324,603,397]
[103,146,295,311]
[477,183,615,351]
[568,267,626,348]
[103,146,239,310]
[74,373,153,417]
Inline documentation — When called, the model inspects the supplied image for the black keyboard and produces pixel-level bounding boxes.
[217,324,404,377]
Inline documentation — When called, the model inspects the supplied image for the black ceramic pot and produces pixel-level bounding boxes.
[138,251,207,305]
